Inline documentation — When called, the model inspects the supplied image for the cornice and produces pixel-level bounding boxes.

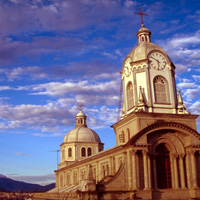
[111,112,199,129]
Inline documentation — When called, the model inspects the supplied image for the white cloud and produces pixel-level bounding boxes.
[177,82,196,89]
[157,30,200,69]
[192,75,200,82]
[29,79,119,97]
[183,88,200,101]
[188,101,200,115]
[175,64,188,73]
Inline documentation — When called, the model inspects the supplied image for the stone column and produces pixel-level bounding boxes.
[190,150,198,189]
[148,154,152,189]
[173,153,179,189]
[132,150,137,190]
[186,151,192,188]
[127,150,133,190]
[170,153,175,188]
[179,154,186,189]
[142,150,149,190]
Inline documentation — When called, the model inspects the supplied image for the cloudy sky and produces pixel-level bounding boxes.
[0,0,199,185]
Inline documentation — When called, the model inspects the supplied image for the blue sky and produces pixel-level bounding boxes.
[0,0,200,185]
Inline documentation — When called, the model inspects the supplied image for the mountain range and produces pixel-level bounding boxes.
[0,174,55,192]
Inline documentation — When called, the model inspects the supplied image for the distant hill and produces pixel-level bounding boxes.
[0,175,55,192]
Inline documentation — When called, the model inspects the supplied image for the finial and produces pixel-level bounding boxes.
[135,7,148,26]
[177,89,189,114]
[178,89,183,105]
[76,101,85,112]
[138,86,144,103]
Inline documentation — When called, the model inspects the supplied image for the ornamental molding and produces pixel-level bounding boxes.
[128,122,200,145]
[132,63,147,72]
[122,61,148,78]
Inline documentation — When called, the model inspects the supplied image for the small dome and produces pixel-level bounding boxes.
[128,42,168,62]
[63,111,102,144]
[63,126,101,143]
[76,110,85,117]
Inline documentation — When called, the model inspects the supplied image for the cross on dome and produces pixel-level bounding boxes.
[76,101,85,111]
[135,8,148,25]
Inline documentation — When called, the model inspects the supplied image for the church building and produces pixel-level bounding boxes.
[33,22,200,200]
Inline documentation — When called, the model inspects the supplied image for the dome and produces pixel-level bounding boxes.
[76,110,85,117]
[128,42,169,62]
[63,111,101,143]
[63,126,101,143]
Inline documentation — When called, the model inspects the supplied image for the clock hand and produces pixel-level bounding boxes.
[150,56,160,62]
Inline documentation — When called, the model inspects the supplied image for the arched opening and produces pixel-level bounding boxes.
[68,147,72,157]
[81,147,86,157]
[154,76,168,103]
[156,143,172,189]
[141,35,145,42]
[87,147,92,157]
[127,82,134,110]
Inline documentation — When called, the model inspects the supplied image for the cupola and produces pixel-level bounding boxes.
[76,110,87,127]
[59,110,104,167]
[136,24,151,43]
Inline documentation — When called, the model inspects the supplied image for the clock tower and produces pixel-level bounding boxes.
[121,24,188,118]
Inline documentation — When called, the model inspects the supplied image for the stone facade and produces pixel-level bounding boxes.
[33,24,200,200]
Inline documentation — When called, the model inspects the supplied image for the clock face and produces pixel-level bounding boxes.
[149,52,167,70]
[124,58,131,77]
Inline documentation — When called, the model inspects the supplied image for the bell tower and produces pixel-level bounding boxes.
[112,10,191,146]
[121,22,188,118]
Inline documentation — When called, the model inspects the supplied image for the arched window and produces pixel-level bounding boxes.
[81,147,86,157]
[154,76,168,103]
[87,147,92,157]
[156,143,172,189]
[127,82,134,110]
[142,36,144,41]
[68,147,72,157]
